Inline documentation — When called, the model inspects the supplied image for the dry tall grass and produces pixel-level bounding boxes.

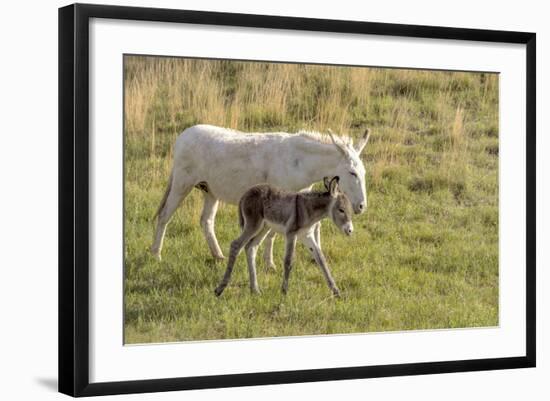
[124,56,497,189]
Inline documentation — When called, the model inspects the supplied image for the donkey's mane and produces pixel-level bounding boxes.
[295,130,354,147]
[227,125,354,148]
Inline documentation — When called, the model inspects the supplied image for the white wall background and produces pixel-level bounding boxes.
[0,0,546,399]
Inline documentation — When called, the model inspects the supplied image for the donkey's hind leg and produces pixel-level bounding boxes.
[245,225,270,293]
[151,173,193,261]
[199,189,225,261]
[215,218,264,296]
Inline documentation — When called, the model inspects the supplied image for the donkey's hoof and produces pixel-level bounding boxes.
[150,248,162,262]
[213,255,226,262]
[214,286,224,297]
[332,289,341,298]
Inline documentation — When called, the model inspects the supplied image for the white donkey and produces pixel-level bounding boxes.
[151,124,370,266]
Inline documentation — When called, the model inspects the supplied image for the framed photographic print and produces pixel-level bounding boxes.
[58,3,536,397]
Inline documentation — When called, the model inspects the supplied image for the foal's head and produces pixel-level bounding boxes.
[324,177,354,236]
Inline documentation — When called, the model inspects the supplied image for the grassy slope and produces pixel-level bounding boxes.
[124,56,499,343]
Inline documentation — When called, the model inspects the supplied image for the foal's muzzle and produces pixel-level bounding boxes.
[342,222,354,236]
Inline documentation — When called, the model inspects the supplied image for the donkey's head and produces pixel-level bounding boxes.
[324,176,354,236]
[327,129,370,215]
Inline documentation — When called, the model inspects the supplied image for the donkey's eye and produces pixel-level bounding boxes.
[349,171,357,178]
[338,208,345,214]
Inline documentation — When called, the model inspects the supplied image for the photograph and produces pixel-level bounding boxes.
[55,1,537,397]
[123,55,499,344]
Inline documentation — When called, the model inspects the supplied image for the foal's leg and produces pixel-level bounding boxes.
[244,226,270,293]
[303,222,322,264]
[214,219,263,296]
[151,174,193,261]
[263,230,277,270]
[281,235,297,295]
[314,222,322,250]
[300,231,341,297]
[200,191,225,261]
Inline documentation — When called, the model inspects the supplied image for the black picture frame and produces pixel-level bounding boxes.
[59,3,536,397]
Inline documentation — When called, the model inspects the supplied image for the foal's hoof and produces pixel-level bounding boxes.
[332,289,342,298]
[265,262,277,272]
[214,286,225,297]
[213,255,226,262]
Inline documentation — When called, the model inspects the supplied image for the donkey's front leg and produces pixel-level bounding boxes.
[300,231,340,297]
[281,235,297,295]
[200,192,225,261]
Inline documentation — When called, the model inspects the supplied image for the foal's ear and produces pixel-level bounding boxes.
[323,176,331,191]
[329,176,340,196]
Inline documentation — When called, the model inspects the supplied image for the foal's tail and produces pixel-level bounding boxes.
[153,169,174,221]
[237,200,245,229]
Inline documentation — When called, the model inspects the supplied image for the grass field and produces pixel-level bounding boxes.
[124,56,499,344]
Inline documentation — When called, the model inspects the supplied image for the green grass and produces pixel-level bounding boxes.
[124,56,499,343]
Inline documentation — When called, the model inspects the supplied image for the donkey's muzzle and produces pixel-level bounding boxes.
[354,202,366,214]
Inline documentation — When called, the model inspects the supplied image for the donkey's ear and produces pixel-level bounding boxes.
[327,129,349,157]
[323,176,331,191]
[329,176,340,196]
[354,128,370,154]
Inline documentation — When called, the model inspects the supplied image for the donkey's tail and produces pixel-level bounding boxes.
[153,169,174,221]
